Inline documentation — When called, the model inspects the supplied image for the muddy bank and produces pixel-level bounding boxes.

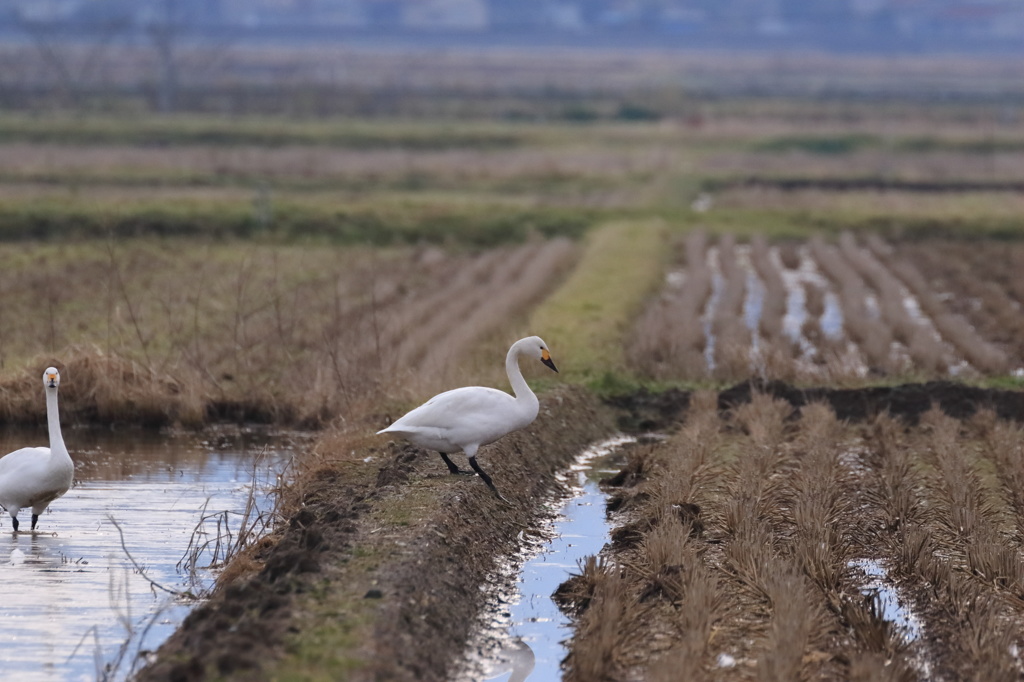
[717,378,1024,424]
[136,385,617,681]
[602,379,1024,434]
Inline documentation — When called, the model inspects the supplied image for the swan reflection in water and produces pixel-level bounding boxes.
[7,531,69,572]
[484,637,536,682]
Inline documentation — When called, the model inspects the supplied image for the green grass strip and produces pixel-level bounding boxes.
[0,197,594,246]
[530,219,668,386]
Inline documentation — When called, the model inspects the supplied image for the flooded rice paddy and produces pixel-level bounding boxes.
[0,427,296,682]
[461,436,636,682]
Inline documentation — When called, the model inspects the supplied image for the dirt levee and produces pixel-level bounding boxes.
[718,378,1024,424]
[136,385,616,681]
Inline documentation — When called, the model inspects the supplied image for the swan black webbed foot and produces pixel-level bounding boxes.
[11,517,18,533]
[31,514,38,531]
[439,452,475,476]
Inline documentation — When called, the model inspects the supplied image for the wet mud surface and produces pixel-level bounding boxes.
[137,380,1024,681]
[717,378,1024,424]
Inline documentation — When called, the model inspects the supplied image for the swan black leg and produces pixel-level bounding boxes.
[439,452,474,475]
[11,516,18,532]
[31,514,38,531]
[468,456,511,503]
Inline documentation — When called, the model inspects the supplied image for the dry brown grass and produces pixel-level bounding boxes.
[629,230,711,381]
[0,238,576,427]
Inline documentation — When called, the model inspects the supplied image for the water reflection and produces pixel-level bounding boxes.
[468,436,636,682]
[0,427,295,682]
[484,637,536,682]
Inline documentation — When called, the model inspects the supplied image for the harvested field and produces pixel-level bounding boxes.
[561,382,1024,681]
[6,81,1024,682]
[629,231,1018,385]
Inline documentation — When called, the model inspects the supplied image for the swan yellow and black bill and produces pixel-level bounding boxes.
[541,349,558,373]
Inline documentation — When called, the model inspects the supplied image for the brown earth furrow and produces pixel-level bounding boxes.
[904,240,1024,368]
[865,237,1009,375]
[838,232,951,374]
[415,237,577,382]
[750,234,788,347]
[378,248,510,369]
[629,230,711,381]
[390,244,538,374]
[810,235,894,373]
[710,234,751,381]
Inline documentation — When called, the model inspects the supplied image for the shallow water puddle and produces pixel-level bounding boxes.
[459,435,637,682]
[0,428,295,681]
[849,557,923,643]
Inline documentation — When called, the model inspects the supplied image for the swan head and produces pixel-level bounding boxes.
[518,336,558,373]
[43,367,60,390]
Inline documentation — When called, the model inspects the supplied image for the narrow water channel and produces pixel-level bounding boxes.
[459,435,637,682]
[0,427,297,682]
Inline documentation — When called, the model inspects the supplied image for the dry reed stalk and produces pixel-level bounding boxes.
[758,560,832,682]
[917,408,993,543]
[810,235,896,373]
[567,392,726,679]
[790,404,852,593]
[718,426,840,682]
[645,559,722,682]
[979,417,1024,542]
[797,279,850,376]
[722,395,795,593]
[378,249,509,367]
[872,410,1024,679]
[866,237,1009,375]
[562,564,639,682]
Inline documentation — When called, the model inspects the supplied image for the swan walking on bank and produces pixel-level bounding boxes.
[0,367,75,532]
[377,336,558,500]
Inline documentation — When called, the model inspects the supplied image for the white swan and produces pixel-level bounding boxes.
[0,367,75,532]
[377,336,557,499]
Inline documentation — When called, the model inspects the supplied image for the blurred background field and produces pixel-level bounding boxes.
[0,1,1023,426]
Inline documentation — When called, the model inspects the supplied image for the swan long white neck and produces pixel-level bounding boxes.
[505,342,538,412]
[46,388,68,458]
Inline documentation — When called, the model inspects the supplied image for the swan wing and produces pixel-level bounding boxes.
[382,387,514,430]
[379,386,531,449]
[0,447,70,510]
[0,447,50,477]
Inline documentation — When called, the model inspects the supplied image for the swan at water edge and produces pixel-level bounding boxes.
[377,336,558,501]
[0,367,75,532]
